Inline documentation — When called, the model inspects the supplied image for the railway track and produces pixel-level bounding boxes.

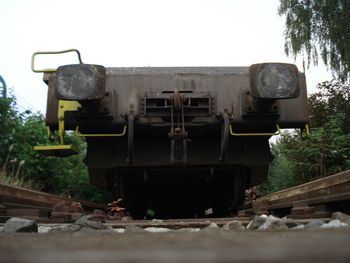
[251,169,350,219]
[1,171,350,263]
[1,169,350,226]
[0,183,106,223]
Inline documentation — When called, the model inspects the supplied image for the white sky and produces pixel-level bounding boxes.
[0,0,332,113]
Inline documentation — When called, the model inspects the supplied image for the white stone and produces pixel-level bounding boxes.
[321,219,348,229]
[176,228,201,233]
[207,222,219,229]
[332,212,350,224]
[222,221,245,231]
[258,215,288,230]
[113,228,125,233]
[38,226,52,233]
[4,217,38,233]
[151,219,165,224]
[305,219,325,229]
[291,224,305,230]
[144,227,171,233]
[247,215,268,230]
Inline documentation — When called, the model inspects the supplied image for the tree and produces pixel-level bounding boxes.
[308,80,350,131]
[278,0,350,82]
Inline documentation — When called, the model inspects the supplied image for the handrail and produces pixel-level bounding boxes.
[230,124,281,136]
[75,125,127,137]
[31,49,83,73]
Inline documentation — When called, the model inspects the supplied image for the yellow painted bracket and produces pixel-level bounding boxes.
[75,125,127,137]
[34,100,81,156]
[58,100,81,144]
[34,145,78,157]
[230,124,281,136]
[31,49,83,73]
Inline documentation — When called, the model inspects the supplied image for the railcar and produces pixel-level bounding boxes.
[33,50,309,218]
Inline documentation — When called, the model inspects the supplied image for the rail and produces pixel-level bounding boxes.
[252,169,350,218]
[0,183,107,222]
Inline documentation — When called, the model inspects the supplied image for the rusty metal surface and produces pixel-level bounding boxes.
[102,66,308,127]
[1,230,350,263]
[253,170,350,214]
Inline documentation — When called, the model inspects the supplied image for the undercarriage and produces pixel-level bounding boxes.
[109,167,248,219]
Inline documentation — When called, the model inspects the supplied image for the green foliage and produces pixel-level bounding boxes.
[259,141,297,194]
[282,114,350,181]
[279,0,350,82]
[308,80,350,131]
[0,95,110,203]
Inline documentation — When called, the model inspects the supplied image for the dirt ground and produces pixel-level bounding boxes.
[1,229,350,263]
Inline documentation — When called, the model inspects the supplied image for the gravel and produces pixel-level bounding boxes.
[246,214,268,230]
[305,219,326,229]
[257,215,288,230]
[2,212,350,235]
[222,220,245,231]
[75,215,106,229]
[321,219,348,229]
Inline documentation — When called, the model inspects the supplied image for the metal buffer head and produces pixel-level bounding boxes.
[246,63,300,114]
[249,63,299,99]
[56,64,106,111]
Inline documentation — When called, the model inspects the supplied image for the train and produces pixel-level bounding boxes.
[32,50,309,218]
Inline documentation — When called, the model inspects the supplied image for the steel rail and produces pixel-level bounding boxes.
[0,183,106,212]
[253,169,350,217]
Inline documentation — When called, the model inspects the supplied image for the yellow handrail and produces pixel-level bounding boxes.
[230,124,281,136]
[75,125,127,137]
[31,49,83,73]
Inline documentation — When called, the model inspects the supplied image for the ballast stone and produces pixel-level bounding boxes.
[321,219,349,229]
[201,222,221,234]
[332,212,350,224]
[144,227,171,233]
[38,226,52,233]
[291,224,305,230]
[222,220,245,231]
[75,214,106,229]
[246,214,268,230]
[125,225,144,233]
[305,219,326,229]
[4,217,38,233]
[258,215,288,230]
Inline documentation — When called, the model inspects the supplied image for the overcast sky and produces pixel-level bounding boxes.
[0,0,332,113]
